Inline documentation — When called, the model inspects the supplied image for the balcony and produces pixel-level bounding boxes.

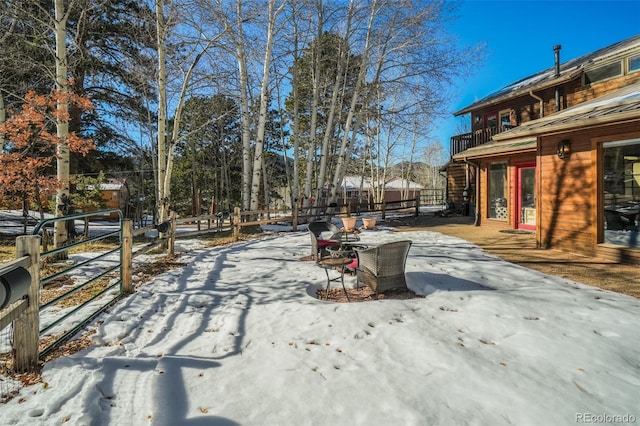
[450,125,513,157]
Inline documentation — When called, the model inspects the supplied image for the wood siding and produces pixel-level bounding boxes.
[446,162,471,206]
[470,73,640,133]
[538,122,640,260]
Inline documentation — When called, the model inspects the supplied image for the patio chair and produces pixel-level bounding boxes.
[308,221,342,260]
[354,240,412,294]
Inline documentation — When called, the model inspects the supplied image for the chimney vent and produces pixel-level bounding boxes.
[553,45,561,77]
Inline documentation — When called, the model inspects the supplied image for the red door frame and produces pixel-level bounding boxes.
[516,162,536,230]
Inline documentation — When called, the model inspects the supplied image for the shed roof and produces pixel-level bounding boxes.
[340,175,423,190]
[454,35,640,116]
[384,177,424,190]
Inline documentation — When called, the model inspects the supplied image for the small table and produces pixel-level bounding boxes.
[327,241,368,261]
[327,246,353,258]
[316,257,351,301]
[338,232,360,243]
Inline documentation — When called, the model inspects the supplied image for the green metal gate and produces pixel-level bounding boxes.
[33,210,123,356]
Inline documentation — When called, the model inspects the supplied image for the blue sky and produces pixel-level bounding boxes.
[434,0,640,154]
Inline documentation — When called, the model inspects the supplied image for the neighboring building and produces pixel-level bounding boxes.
[76,180,129,220]
[337,175,424,208]
[445,35,640,263]
[99,180,129,214]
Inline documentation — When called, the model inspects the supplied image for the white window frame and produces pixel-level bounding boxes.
[627,53,640,74]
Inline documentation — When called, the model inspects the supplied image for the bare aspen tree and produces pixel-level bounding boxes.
[249,0,287,212]
[301,0,324,210]
[53,0,73,251]
[155,0,169,222]
[312,2,364,209]
[153,0,226,223]
[284,3,302,208]
[327,0,378,204]
[234,1,253,211]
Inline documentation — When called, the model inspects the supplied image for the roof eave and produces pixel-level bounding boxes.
[452,138,537,161]
[454,149,537,161]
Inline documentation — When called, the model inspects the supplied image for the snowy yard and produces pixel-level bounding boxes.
[1,227,639,426]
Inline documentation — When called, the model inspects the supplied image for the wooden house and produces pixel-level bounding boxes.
[445,35,640,263]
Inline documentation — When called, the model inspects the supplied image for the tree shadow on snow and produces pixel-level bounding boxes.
[406,271,495,296]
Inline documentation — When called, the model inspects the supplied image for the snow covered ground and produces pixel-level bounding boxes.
[1,223,638,426]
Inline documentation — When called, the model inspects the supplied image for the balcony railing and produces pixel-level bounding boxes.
[450,125,513,157]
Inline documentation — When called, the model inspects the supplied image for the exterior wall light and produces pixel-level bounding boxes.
[557,140,571,159]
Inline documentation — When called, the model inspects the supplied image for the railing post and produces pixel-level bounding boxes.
[13,235,40,372]
[122,219,133,294]
[233,207,241,241]
[169,211,176,258]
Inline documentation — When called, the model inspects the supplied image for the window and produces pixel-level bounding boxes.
[602,139,640,247]
[485,113,497,129]
[499,109,511,131]
[628,54,640,73]
[489,163,508,220]
[584,61,622,85]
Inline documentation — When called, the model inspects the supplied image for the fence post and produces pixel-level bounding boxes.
[381,201,386,220]
[122,219,133,294]
[292,204,298,232]
[233,207,241,241]
[169,211,176,258]
[415,196,420,217]
[13,235,40,372]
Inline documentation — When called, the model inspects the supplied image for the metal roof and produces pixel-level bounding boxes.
[454,35,640,116]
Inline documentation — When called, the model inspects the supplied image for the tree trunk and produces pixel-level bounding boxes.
[302,0,324,210]
[249,0,285,211]
[54,0,70,257]
[234,0,252,211]
[155,0,168,223]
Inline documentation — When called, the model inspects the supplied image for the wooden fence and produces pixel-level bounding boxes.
[227,196,420,240]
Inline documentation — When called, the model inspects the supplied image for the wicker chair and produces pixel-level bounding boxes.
[308,221,342,259]
[354,240,412,294]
